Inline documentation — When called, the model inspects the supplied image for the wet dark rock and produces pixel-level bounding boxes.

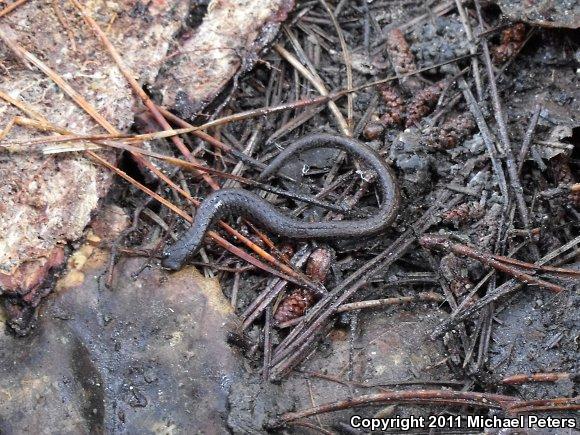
[0,240,242,433]
[492,0,579,28]
[489,289,579,400]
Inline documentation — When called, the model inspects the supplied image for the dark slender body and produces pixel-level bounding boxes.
[162,133,400,270]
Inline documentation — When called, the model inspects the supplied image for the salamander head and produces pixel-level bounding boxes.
[161,247,188,271]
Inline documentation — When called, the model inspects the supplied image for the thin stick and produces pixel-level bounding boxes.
[276,292,445,329]
[420,235,566,293]
[433,235,580,335]
[262,306,273,381]
[502,372,573,385]
[473,0,538,259]
[517,104,542,174]
[157,106,266,170]
[454,0,482,100]
[318,0,353,131]
[0,26,118,132]
[51,0,77,51]
[458,77,509,201]
[0,90,45,121]
[275,43,350,136]
[270,390,518,427]
[507,397,580,414]
[143,56,477,141]
[0,0,28,18]
[7,53,473,145]
[492,255,580,277]
[88,152,191,221]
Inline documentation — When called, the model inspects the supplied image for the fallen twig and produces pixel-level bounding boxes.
[502,372,575,385]
[507,397,580,414]
[275,41,350,136]
[517,104,542,174]
[318,0,353,130]
[473,0,539,259]
[0,0,28,18]
[432,235,580,336]
[269,390,519,428]
[420,234,569,293]
[276,292,445,329]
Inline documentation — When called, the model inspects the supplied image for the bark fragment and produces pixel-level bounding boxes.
[0,0,189,321]
[153,0,295,119]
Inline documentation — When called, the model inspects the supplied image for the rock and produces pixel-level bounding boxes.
[0,0,189,322]
[153,0,295,119]
[0,210,242,433]
[492,0,579,29]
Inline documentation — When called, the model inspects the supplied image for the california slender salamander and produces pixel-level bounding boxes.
[162,133,400,270]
